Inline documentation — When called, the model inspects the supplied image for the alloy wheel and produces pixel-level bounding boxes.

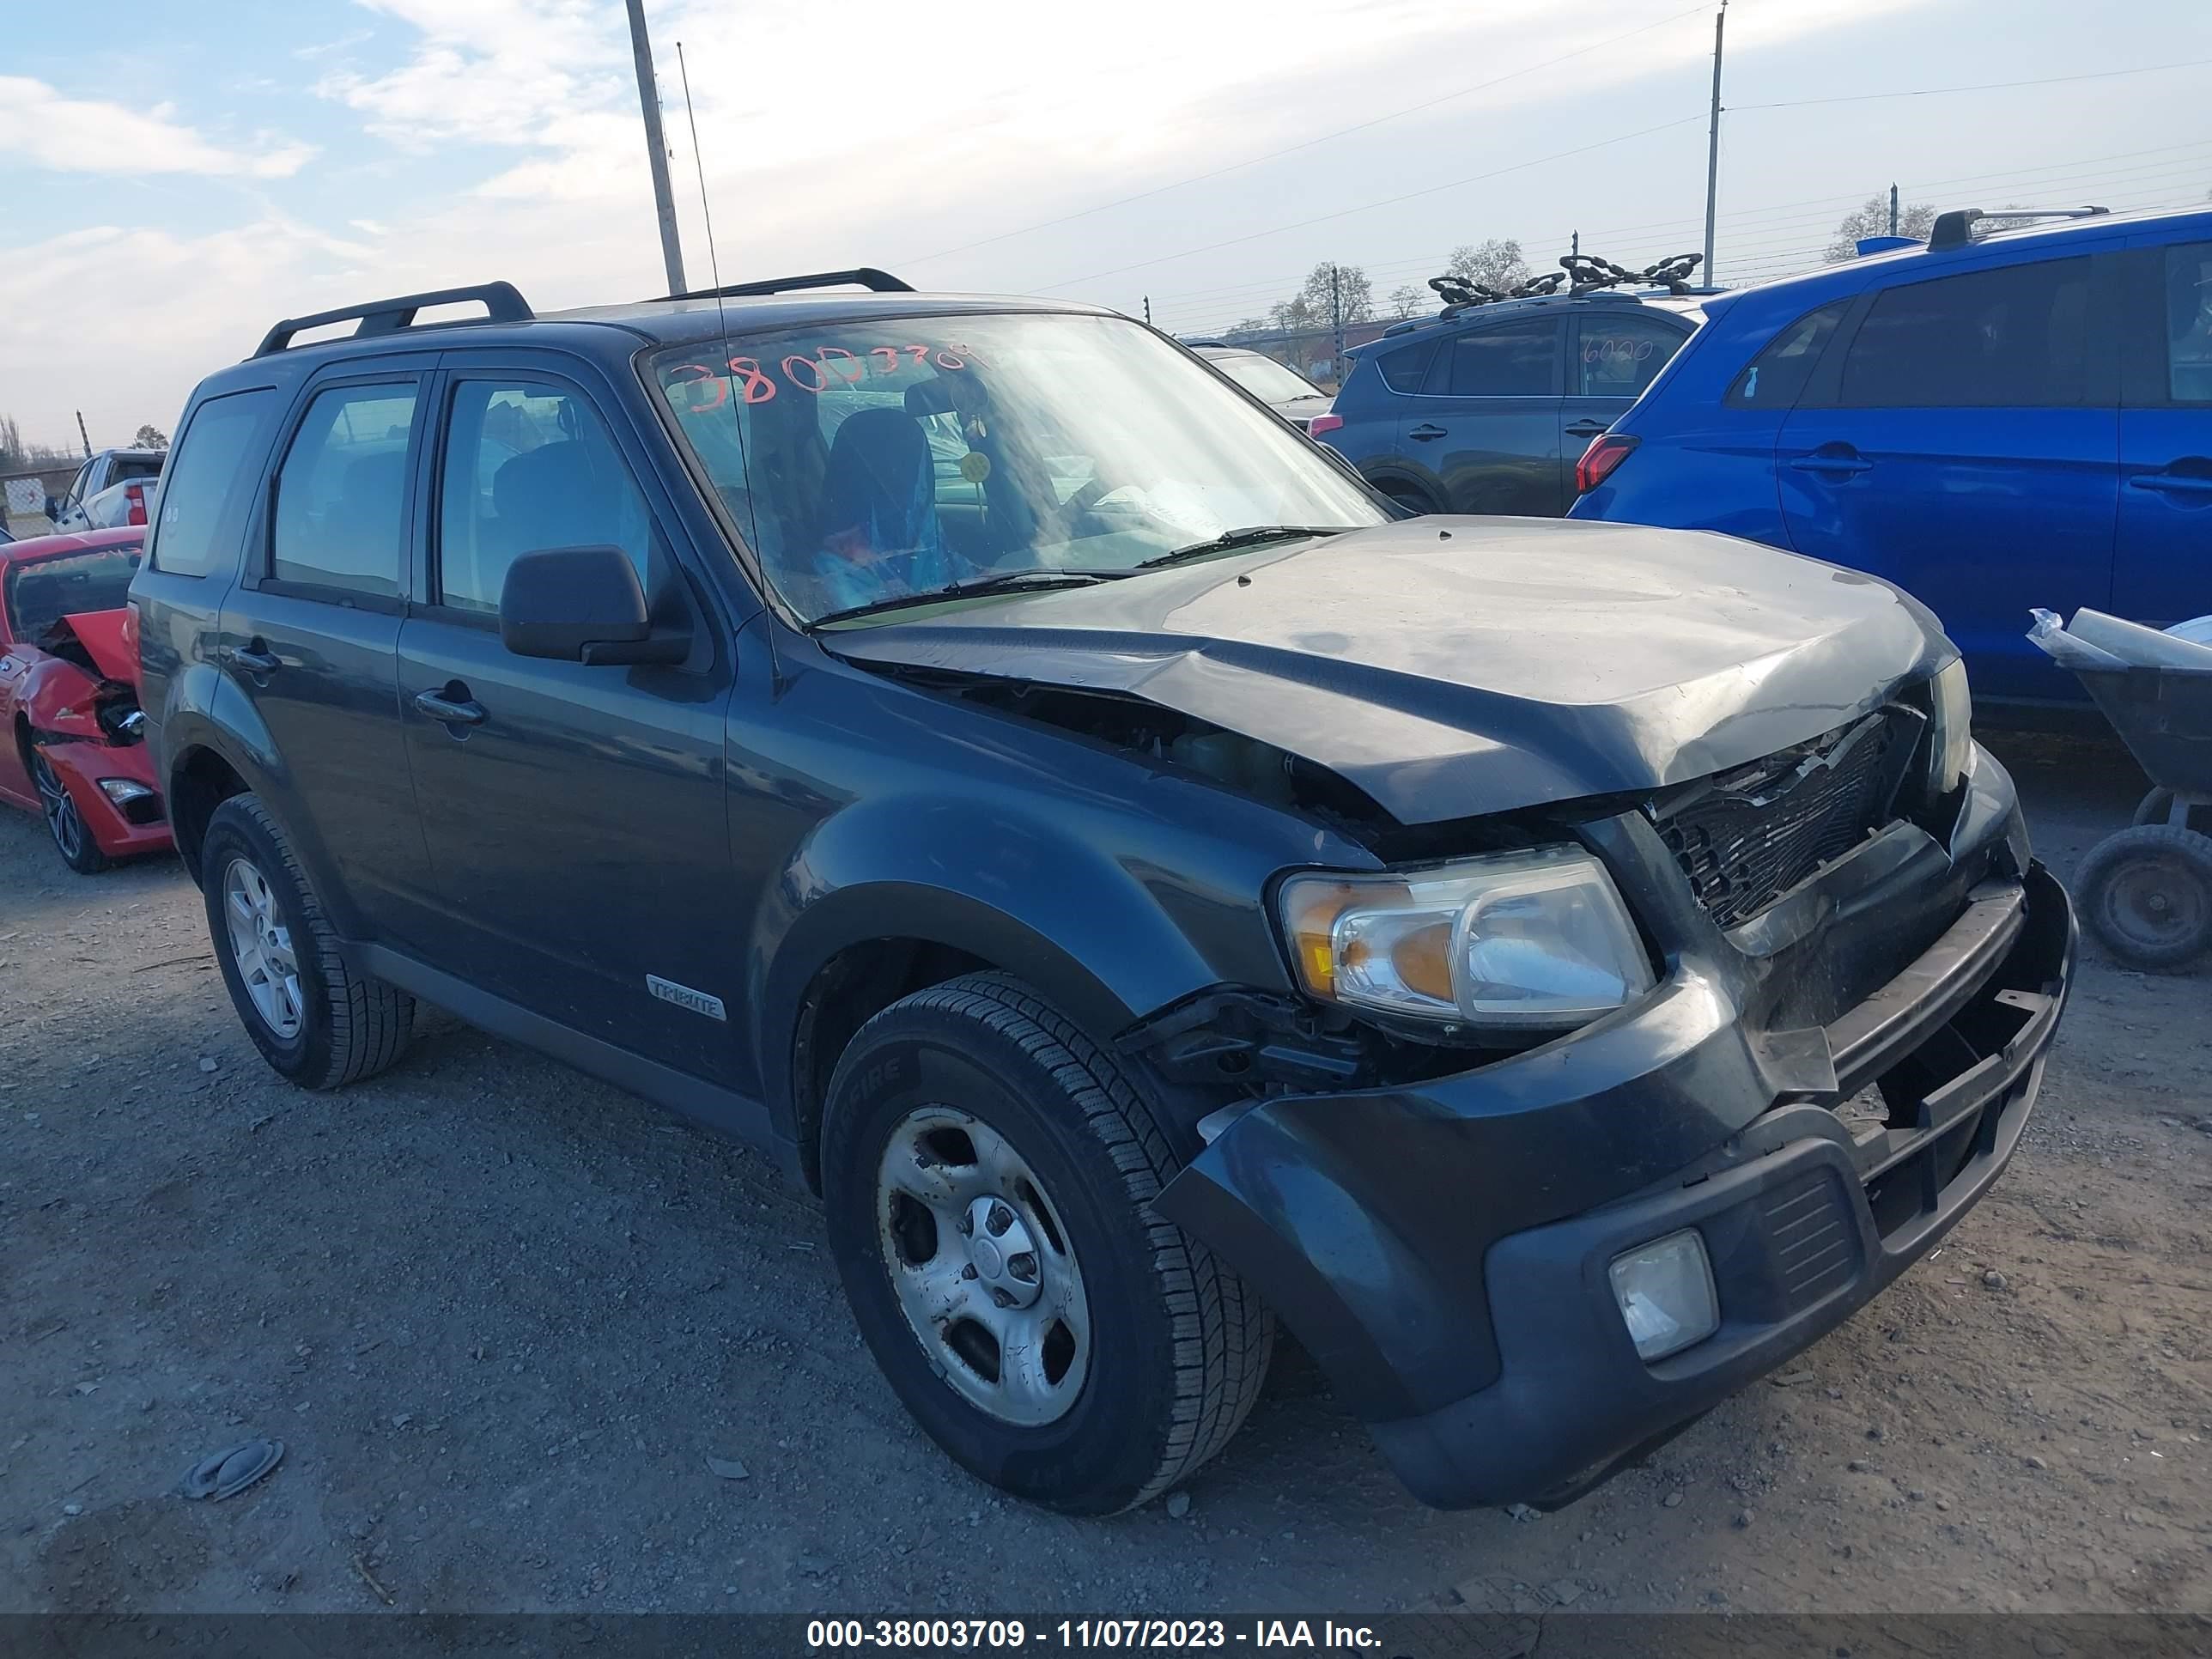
[221,857,304,1041]
[31,751,86,864]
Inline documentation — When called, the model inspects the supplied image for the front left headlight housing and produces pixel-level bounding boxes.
[1926,657,1972,797]
[1279,845,1656,1035]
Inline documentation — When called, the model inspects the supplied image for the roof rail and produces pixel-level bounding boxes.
[253,282,532,357]
[1927,205,2108,252]
[667,268,914,301]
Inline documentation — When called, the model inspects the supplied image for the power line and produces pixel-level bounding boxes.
[897,0,1715,268]
[1034,113,1708,292]
[1731,55,2212,112]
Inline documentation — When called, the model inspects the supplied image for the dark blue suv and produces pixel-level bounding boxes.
[1319,290,1702,517]
[1571,206,2212,710]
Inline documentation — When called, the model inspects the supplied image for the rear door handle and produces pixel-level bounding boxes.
[413,688,487,726]
[2130,471,2212,496]
[1789,451,1873,477]
[1564,420,1610,438]
[226,644,281,673]
[1407,423,1448,442]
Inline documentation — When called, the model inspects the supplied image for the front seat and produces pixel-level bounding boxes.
[809,408,955,613]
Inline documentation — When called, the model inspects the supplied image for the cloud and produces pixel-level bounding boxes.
[0,76,316,179]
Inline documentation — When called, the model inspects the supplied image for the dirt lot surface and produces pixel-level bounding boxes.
[3,731,2207,1617]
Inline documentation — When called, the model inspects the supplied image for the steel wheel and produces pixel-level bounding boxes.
[221,856,304,1040]
[2075,823,2212,972]
[32,750,86,864]
[876,1104,1091,1426]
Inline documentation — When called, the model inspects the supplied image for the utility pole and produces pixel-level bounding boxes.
[76,410,90,458]
[1143,295,1152,326]
[625,0,687,296]
[1330,264,1345,377]
[1889,183,1900,236]
[1571,230,1579,260]
[1702,0,1727,286]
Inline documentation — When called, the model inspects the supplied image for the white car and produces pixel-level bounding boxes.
[46,447,164,532]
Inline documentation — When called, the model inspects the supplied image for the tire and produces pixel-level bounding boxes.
[31,749,109,875]
[2074,823,2212,972]
[819,973,1273,1515]
[2130,787,2212,832]
[200,794,416,1088]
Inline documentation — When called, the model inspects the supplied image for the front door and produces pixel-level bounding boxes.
[218,366,441,943]
[1398,316,1565,516]
[2113,235,2212,630]
[1777,249,2121,704]
[395,362,743,1085]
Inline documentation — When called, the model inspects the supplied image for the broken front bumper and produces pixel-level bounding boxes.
[1154,854,2074,1510]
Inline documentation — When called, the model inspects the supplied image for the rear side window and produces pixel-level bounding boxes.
[1838,258,2091,408]
[149,390,275,578]
[271,386,417,597]
[1430,319,1559,397]
[436,381,655,614]
[2163,241,2212,403]
[1727,301,1849,409]
[1376,338,1437,393]
[1575,314,1686,398]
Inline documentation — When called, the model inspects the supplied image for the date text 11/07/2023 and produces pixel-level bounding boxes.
[805,1620,1386,1650]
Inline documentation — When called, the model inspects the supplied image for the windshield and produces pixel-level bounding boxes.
[1209,352,1322,404]
[4,544,143,642]
[650,313,1382,623]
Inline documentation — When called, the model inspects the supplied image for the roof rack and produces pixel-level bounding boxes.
[1927,205,2108,252]
[253,282,532,357]
[666,268,914,301]
[1427,252,1704,318]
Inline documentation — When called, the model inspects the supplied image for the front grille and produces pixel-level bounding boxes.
[1654,709,1907,930]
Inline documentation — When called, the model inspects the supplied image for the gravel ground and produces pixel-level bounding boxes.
[2,730,2206,1616]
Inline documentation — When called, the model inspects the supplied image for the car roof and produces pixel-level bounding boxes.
[0,527,145,569]
[1347,289,1707,358]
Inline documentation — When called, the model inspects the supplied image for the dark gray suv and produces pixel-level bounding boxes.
[1319,291,1701,516]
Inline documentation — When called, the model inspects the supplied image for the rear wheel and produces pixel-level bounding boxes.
[200,794,416,1087]
[31,750,108,875]
[2075,823,2212,972]
[819,973,1272,1514]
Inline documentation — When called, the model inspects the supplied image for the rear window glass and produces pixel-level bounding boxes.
[1376,339,1437,393]
[149,390,275,578]
[111,456,164,484]
[1838,258,2091,408]
[271,386,417,597]
[5,544,143,643]
[1727,301,1850,408]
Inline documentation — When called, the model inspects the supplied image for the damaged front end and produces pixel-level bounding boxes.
[20,610,167,842]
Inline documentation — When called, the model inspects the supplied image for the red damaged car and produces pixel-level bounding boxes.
[0,528,168,872]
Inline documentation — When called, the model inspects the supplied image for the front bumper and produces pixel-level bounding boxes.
[40,738,171,858]
[1154,764,2074,1510]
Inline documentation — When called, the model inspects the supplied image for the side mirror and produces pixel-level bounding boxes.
[498,545,686,665]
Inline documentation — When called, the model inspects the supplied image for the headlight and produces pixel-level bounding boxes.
[1927,657,1972,795]
[1279,845,1656,1033]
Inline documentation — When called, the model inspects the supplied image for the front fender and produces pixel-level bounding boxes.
[18,656,105,740]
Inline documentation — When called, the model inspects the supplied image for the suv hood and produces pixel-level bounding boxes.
[828,518,1948,825]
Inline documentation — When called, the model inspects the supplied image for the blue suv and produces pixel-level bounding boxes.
[1571,205,2212,710]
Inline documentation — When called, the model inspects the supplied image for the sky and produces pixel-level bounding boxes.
[3,0,2209,453]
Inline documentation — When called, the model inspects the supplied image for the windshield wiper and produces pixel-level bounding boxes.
[811,568,1124,629]
[1134,525,1351,570]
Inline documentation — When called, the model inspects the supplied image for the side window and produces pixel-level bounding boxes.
[1430,320,1560,398]
[1376,338,1437,393]
[1726,301,1849,409]
[1575,314,1686,398]
[148,390,276,578]
[64,461,92,504]
[1838,257,2091,409]
[270,386,417,597]
[436,381,653,615]
[2163,241,2212,404]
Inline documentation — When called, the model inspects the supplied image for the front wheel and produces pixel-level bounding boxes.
[31,750,108,874]
[820,974,1273,1514]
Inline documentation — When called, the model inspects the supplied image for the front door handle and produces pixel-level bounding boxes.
[2130,470,2212,496]
[227,643,281,673]
[1407,423,1449,442]
[413,687,487,727]
[1789,447,1872,477]
[1564,420,1609,438]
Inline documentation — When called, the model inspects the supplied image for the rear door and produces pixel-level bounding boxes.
[1397,316,1565,515]
[219,362,441,943]
[2113,234,2212,629]
[1777,248,2122,703]
[395,355,743,1085]
[1560,309,1692,490]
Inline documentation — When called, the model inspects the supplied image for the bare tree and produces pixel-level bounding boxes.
[133,424,170,450]
[1386,284,1425,319]
[0,414,72,472]
[1446,240,1531,292]
[1825,195,1938,262]
[1297,262,1374,326]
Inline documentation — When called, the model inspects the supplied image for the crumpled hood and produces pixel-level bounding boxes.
[828,518,1949,825]
[55,608,138,687]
